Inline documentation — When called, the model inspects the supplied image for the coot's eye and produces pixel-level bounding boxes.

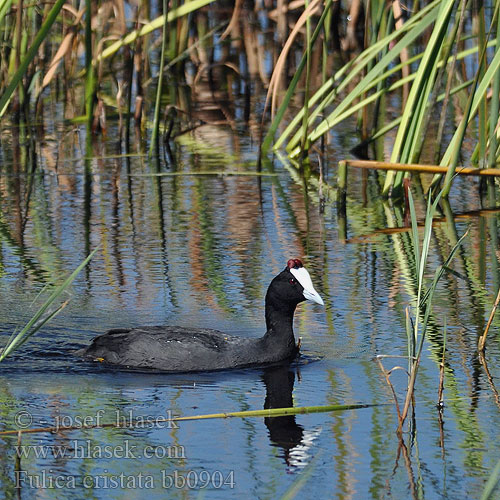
[289,278,296,284]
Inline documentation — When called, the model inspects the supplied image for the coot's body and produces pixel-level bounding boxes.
[80,259,323,372]
[81,326,297,371]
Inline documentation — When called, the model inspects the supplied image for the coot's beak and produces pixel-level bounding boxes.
[290,266,325,306]
[302,286,324,306]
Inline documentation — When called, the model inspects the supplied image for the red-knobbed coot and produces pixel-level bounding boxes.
[80,259,324,372]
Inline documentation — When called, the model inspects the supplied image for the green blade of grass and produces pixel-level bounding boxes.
[281,451,322,500]
[97,0,216,62]
[408,188,420,281]
[0,0,66,117]
[149,0,169,158]
[261,0,334,155]
[286,2,439,155]
[438,2,500,195]
[420,227,469,339]
[488,9,500,168]
[383,0,456,195]
[0,0,12,23]
[0,403,378,436]
[481,458,500,500]
[399,184,467,431]
[0,247,99,361]
[287,0,443,148]
[285,38,493,156]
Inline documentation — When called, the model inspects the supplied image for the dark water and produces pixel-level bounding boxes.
[1,120,500,499]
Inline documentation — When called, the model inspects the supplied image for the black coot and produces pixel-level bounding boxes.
[80,259,324,372]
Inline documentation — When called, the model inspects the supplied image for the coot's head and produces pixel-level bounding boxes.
[266,259,324,307]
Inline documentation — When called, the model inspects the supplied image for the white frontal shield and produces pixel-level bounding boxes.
[290,267,324,306]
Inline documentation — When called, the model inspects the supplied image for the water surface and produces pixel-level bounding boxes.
[1,118,500,499]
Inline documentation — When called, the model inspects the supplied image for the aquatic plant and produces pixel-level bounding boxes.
[397,188,468,432]
[0,0,66,117]
[0,248,98,362]
[482,458,500,499]
[0,0,218,138]
[267,0,500,198]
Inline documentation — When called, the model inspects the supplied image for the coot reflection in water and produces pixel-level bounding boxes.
[263,365,321,469]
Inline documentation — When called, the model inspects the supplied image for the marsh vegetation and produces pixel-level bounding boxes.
[1,0,500,498]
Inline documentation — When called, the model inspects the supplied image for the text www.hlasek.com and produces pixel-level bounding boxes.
[16,440,185,460]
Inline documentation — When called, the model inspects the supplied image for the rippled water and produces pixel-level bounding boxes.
[1,120,500,499]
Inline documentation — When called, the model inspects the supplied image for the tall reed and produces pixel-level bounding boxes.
[149,0,169,158]
[0,0,65,117]
[396,189,467,432]
[268,0,500,198]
